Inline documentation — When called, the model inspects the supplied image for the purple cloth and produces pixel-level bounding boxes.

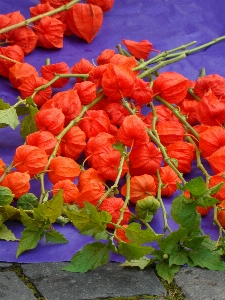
[0,0,224,262]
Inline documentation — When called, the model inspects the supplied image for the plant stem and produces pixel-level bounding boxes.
[38,92,105,203]
[147,102,186,184]
[0,0,80,35]
[31,73,89,98]
[0,54,22,64]
[165,36,225,58]
[187,88,201,101]
[138,54,186,79]
[0,161,14,183]
[156,170,172,233]
[155,95,199,140]
[184,135,211,187]
[133,41,197,71]
[115,170,131,227]
[96,153,127,208]
[116,44,132,57]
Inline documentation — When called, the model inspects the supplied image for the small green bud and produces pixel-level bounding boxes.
[163,253,169,259]
[135,196,160,222]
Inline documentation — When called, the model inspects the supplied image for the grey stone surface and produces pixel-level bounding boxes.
[0,262,12,268]
[22,262,167,300]
[174,266,225,300]
[0,271,36,300]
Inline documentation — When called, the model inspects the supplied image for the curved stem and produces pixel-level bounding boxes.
[96,153,126,208]
[0,0,80,35]
[155,95,199,141]
[38,92,105,203]
[138,54,186,79]
[156,170,172,233]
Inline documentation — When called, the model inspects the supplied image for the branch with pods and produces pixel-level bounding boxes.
[1,0,225,283]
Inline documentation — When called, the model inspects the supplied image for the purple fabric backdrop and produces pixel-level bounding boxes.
[0,0,224,262]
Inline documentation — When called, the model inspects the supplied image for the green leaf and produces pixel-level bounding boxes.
[0,224,19,241]
[171,195,201,232]
[118,242,153,261]
[0,186,14,206]
[208,182,224,195]
[45,229,68,244]
[125,222,162,245]
[62,242,110,273]
[156,260,180,283]
[112,141,126,154]
[201,237,217,251]
[120,257,150,270]
[17,193,38,210]
[15,105,30,116]
[64,202,111,240]
[188,248,225,271]
[184,176,206,196]
[183,236,207,250]
[25,97,35,105]
[19,208,39,229]
[177,202,201,231]
[195,196,219,208]
[16,228,42,258]
[0,98,10,110]
[20,106,38,139]
[0,107,20,129]
[171,194,191,224]
[33,190,64,224]
[135,196,160,222]
[168,248,188,266]
[0,205,20,222]
[159,228,187,255]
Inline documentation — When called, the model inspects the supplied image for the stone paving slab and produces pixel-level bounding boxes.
[0,262,13,268]
[0,271,36,300]
[174,266,225,300]
[21,262,167,300]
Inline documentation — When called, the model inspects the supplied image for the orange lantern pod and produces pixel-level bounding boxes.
[86,0,114,12]
[40,89,82,126]
[35,108,65,135]
[91,145,128,181]
[121,174,157,204]
[122,39,153,60]
[52,179,80,204]
[26,131,58,156]
[1,172,30,199]
[199,126,225,159]
[0,45,24,78]
[14,145,48,177]
[101,63,136,101]
[34,16,66,49]
[8,62,38,89]
[18,74,52,107]
[97,49,116,65]
[99,197,131,228]
[48,156,81,184]
[152,71,190,104]
[129,142,163,176]
[117,114,149,148]
[79,109,111,139]
[78,167,105,191]
[60,126,86,160]
[67,3,103,43]
[74,179,105,207]
[41,62,70,88]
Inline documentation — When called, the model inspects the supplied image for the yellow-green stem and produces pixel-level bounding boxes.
[156,170,172,233]
[138,54,186,79]
[155,95,199,140]
[0,0,80,35]
[97,154,126,208]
